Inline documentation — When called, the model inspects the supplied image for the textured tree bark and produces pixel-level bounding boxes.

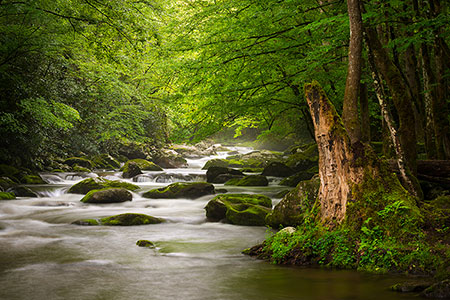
[365,26,418,175]
[305,82,365,225]
[359,82,370,143]
[342,0,362,144]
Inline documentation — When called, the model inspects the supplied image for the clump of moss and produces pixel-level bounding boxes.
[0,192,15,200]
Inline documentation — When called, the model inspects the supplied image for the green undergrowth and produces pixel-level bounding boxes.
[259,168,449,278]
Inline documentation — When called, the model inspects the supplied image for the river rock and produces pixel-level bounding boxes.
[266,177,320,228]
[421,280,450,299]
[20,175,46,184]
[143,182,215,199]
[261,162,294,177]
[153,149,188,168]
[80,188,132,203]
[63,157,93,169]
[121,159,163,172]
[284,151,318,173]
[118,142,150,160]
[279,171,316,187]
[7,186,38,198]
[0,177,17,191]
[90,154,121,170]
[0,192,15,200]
[202,159,229,170]
[391,281,432,293]
[122,162,142,178]
[73,213,164,226]
[206,166,243,183]
[68,177,140,194]
[205,194,272,226]
[136,240,156,248]
[72,165,91,172]
[224,175,269,186]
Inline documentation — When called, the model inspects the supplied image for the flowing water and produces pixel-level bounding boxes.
[0,147,420,300]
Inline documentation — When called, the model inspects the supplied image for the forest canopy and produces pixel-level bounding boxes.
[1,0,449,169]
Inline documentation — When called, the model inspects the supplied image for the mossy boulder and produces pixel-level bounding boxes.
[0,192,15,200]
[241,168,264,173]
[91,154,120,170]
[121,159,163,172]
[202,159,229,170]
[266,177,320,228]
[262,162,294,177]
[68,177,140,194]
[0,164,21,182]
[21,175,46,184]
[7,186,38,197]
[279,171,316,187]
[80,188,132,203]
[153,149,188,168]
[205,194,272,226]
[0,177,17,191]
[136,240,156,248]
[117,142,150,160]
[72,165,91,173]
[224,175,269,186]
[206,166,243,183]
[73,213,164,226]
[143,182,215,199]
[284,152,318,172]
[122,162,142,179]
[421,280,450,299]
[63,157,93,169]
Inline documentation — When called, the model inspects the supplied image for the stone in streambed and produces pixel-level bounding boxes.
[205,194,272,226]
[279,171,316,187]
[122,162,142,179]
[121,159,163,172]
[136,240,156,248]
[21,175,46,184]
[224,175,268,186]
[206,166,243,183]
[261,162,294,177]
[73,213,164,226]
[265,177,319,228]
[0,192,15,200]
[68,177,139,194]
[7,186,38,197]
[142,182,215,199]
[63,157,93,169]
[80,188,132,203]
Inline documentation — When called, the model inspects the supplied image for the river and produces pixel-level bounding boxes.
[0,147,418,299]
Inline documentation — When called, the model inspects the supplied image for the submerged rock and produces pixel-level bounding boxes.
[204,194,272,226]
[80,188,132,203]
[224,175,269,186]
[68,177,140,194]
[73,213,164,226]
[143,182,215,199]
[136,240,156,248]
[266,177,319,228]
[422,280,450,299]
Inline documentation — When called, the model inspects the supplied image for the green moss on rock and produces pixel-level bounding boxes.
[121,159,163,172]
[21,175,46,184]
[0,192,15,200]
[101,213,164,226]
[80,188,132,203]
[142,182,215,199]
[279,172,316,187]
[205,194,272,226]
[72,219,100,226]
[72,165,91,173]
[64,157,93,169]
[224,175,268,186]
[136,240,156,248]
[68,177,139,194]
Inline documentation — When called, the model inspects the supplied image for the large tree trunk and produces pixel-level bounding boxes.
[342,0,363,144]
[365,26,418,175]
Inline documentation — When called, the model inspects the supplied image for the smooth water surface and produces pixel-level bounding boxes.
[0,148,419,299]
